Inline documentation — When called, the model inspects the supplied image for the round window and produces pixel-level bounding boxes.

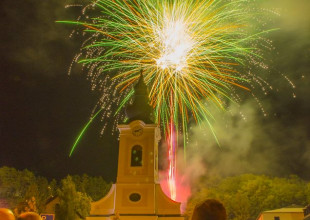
[129,193,141,202]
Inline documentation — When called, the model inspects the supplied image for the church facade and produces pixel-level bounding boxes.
[86,74,184,220]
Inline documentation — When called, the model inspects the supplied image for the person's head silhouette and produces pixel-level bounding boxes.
[191,199,227,220]
[17,212,41,220]
[0,208,15,220]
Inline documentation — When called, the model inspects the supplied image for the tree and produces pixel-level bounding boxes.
[55,176,91,220]
[187,174,309,220]
[306,182,310,204]
[0,166,36,209]
[0,166,56,215]
[71,174,112,201]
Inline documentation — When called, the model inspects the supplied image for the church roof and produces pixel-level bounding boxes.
[263,207,304,213]
[125,71,153,123]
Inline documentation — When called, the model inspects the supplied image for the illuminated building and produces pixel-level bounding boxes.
[257,206,304,220]
[87,74,184,220]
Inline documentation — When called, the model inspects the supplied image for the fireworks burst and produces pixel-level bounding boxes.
[61,0,274,200]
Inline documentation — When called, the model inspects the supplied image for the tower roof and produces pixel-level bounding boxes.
[125,71,153,123]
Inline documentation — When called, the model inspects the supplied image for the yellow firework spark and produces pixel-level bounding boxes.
[61,0,272,141]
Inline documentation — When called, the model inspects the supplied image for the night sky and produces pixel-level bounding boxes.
[0,0,309,182]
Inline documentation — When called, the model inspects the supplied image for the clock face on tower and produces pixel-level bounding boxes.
[132,126,143,136]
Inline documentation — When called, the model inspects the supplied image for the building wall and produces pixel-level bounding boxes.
[88,121,183,220]
[44,197,59,214]
[86,216,184,220]
[304,205,310,220]
[260,212,304,220]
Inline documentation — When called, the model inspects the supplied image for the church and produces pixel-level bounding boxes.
[86,74,184,220]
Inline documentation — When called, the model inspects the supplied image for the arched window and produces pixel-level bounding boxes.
[131,145,142,167]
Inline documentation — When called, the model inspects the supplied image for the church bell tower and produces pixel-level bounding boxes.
[87,72,184,220]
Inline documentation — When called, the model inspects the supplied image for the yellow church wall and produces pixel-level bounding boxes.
[88,120,183,219]
[158,217,184,220]
[155,184,181,215]
[117,136,149,180]
[117,121,159,184]
[86,216,184,220]
[86,217,112,220]
[115,183,156,214]
[116,216,158,220]
[90,185,116,215]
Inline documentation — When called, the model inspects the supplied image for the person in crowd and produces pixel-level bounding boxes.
[191,199,227,220]
[17,212,42,220]
[0,208,15,220]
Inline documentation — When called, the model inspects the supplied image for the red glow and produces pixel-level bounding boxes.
[167,120,177,200]
[160,170,191,213]
[163,92,191,212]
